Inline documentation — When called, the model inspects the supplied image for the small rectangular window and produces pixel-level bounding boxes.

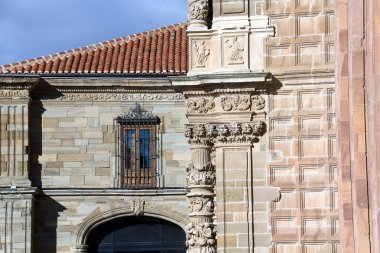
[121,125,156,188]
[116,105,160,189]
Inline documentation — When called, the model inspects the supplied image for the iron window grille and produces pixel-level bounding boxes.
[116,104,161,189]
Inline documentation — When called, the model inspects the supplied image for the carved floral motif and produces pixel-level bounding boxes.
[185,122,266,144]
[225,37,245,64]
[186,97,215,113]
[193,41,210,68]
[186,163,216,187]
[130,199,145,216]
[188,0,208,21]
[186,222,216,253]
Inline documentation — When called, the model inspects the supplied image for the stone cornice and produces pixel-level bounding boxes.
[40,188,188,196]
[0,187,40,196]
[169,72,272,87]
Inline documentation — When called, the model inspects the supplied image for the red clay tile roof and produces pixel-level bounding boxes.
[0,23,188,75]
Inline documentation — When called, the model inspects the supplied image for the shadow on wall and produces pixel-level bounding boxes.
[33,194,66,253]
[29,81,63,188]
[29,82,66,252]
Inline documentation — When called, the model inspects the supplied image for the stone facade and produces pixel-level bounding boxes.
[0,0,379,252]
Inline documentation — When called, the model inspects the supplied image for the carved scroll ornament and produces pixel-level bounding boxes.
[186,97,215,113]
[251,95,265,110]
[186,222,216,253]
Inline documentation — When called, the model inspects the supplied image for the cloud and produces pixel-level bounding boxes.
[0,0,187,65]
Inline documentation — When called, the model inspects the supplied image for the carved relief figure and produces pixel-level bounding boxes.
[186,98,215,113]
[130,199,145,216]
[188,0,208,21]
[225,37,244,64]
[193,41,210,67]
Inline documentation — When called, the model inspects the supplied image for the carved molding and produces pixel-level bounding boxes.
[225,37,245,64]
[186,222,217,253]
[186,162,216,187]
[193,40,210,68]
[49,92,185,101]
[188,0,208,21]
[130,199,145,216]
[186,97,215,113]
[185,122,266,145]
[0,89,29,98]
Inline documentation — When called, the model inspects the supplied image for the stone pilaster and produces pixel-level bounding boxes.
[0,188,38,253]
[0,77,39,187]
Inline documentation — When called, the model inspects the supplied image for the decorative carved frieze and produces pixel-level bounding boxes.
[186,162,216,187]
[188,0,208,22]
[193,40,211,68]
[186,222,216,253]
[251,95,266,110]
[52,92,185,101]
[225,37,245,64]
[130,199,145,216]
[186,122,266,145]
[220,95,251,111]
[186,97,215,114]
[0,89,29,98]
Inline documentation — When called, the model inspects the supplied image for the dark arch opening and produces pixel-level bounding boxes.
[86,216,186,253]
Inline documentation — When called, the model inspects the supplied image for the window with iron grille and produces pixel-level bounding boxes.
[116,104,160,189]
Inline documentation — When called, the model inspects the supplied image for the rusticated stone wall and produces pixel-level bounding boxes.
[265,0,334,73]
[263,1,339,252]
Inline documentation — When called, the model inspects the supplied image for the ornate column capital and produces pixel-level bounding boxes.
[188,0,209,30]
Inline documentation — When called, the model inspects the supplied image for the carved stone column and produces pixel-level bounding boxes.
[188,0,209,30]
[185,124,216,253]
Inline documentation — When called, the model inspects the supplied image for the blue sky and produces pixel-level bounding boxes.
[0,0,187,66]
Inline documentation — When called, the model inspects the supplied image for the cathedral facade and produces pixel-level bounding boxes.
[0,0,379,253]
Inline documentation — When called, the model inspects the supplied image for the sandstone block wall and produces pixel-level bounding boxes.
[29,90,190,189]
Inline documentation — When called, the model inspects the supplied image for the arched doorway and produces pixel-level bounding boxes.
[86,216,186,253]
